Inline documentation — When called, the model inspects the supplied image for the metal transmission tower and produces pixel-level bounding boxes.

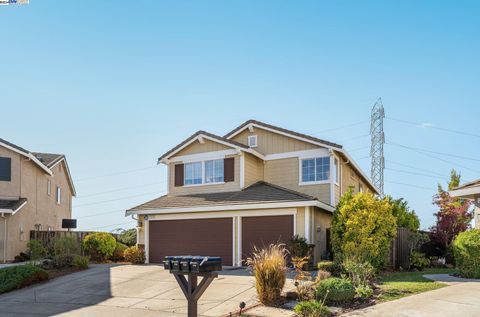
[370,98,385,196]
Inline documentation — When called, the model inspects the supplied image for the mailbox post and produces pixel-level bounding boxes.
[164,256,222,317]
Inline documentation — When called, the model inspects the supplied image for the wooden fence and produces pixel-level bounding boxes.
[389,227,412,269]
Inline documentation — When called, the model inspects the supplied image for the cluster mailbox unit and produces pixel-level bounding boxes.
[164,256,222,317]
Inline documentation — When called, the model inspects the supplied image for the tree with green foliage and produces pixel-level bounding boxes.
[386,196,420,230]
[117,228,137,246]
[331,191,397,270]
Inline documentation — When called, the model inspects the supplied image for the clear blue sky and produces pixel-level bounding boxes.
[1,1,479,231]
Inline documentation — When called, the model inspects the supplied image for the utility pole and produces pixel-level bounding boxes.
[370,98,385,196]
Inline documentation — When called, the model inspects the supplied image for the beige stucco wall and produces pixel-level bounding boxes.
[264,158,331,204]
[0,146,73,262]
[231,127,318,155]
[244,153,264,187]
[0,147,21,199]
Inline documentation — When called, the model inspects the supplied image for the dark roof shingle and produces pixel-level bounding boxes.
[0,198,27,212]
[32,152,64,168]
[127,181,319,212]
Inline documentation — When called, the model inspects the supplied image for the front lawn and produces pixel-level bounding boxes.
[377,268,456,302]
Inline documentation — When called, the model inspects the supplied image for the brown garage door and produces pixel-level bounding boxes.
[149,218,233,265]
[241,215,294,263]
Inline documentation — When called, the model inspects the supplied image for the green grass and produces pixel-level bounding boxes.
[377,268,457,302]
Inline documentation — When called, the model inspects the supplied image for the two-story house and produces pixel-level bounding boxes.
[0,138,76,263]
[126,120,378,266]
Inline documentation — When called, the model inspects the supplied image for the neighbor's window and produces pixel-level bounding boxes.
[205,159,224,183]
[0,157,12,182]
[333,158,339,184]
[184,162,202,185]
[47,180,51,196]
[301,157,330,183]
[56,186,61,204]
[359,183,364,193]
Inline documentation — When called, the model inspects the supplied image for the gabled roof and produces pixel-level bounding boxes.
[0,198,27,214]
[0,138,76,196]
[224,119,379,194]
[127,181,334,214]
[157,130,262,164]
[225,119,343,149]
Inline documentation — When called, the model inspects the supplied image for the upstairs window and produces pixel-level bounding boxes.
[0,157,11,182]
[205,159,224,183]
[47,180,51,196]
[56,186,61,204]
[184,162,202,185]
[333,157,339,185]
[301,157,330,183]
[248,135,258,148]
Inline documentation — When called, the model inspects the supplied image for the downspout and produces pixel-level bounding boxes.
[0,213,6,263]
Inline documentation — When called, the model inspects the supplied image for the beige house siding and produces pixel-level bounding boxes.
[0,146,73,262]
[168,154,240,195]
[264,158,330,204]
[175,139,230,156]
[313,208,332,262]
[0,147,21,199]
[231,127,318,155]
[244,153,264,187]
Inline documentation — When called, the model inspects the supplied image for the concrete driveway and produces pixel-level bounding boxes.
[342,274,480,317]
[0,264,264,317]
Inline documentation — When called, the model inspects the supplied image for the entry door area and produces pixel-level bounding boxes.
[148,218,233,265]
[241,215,294,263]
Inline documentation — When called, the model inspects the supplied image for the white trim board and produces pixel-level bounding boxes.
[169,149,238,163]
[450,186,480,198]
[127,200,334,216]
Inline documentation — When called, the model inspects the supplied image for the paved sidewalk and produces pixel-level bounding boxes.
[342,274,480,317]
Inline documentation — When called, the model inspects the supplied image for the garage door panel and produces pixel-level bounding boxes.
[241,215,294,262]
[149,218,233,265]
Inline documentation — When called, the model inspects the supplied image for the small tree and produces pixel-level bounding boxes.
[430,170,473,251]
[331,191,397,270]
[386,196,420,230]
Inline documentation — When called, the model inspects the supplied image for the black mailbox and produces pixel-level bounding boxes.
[163,256,175,270]
[180,256,194,272]
[190,256,222,273]
[171,256,185,272]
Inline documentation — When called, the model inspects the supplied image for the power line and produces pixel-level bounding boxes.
[316,120,369,134]
[346,145,370,152]
[385,180,436,191]
[386,141,480,163]
[77,182,165,198]
[76,209,125,219]
[75,165,159,182]
[74,191,164,208]
[385,167,447,180]
[386,160,448,178]
[83,221,135,231]
[339,134,370,143]
[386,116,480,139]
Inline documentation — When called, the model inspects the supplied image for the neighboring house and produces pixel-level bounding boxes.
[0,138,76,263]
[450,179,480,229]
[126,120,378,266]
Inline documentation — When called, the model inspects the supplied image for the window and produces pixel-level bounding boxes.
[47,180,51,196]
[359,183,364,193]
[205,159,224,183]
[0,157,11,182]
[333,158,339,185]
[184,162,202,185]
[184,159,224,185]
[301,157,330,183]
[56,186,61,204]
[248,135,258,148]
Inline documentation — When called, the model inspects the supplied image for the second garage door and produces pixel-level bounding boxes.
[241,215,294,262]
[149,218,233,265]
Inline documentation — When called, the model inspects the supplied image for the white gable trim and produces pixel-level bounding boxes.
[0,142,52,176]
[0,200,28,215]
[450,186,480,198]
[50,158,77,197]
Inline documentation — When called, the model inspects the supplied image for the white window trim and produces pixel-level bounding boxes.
[247,135,258,148]
[298,156,331,186]
[183,159,225,187]
[56,186,61,205]
[333,156,340,186]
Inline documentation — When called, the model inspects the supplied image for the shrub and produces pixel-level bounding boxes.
[343,257,375,287]
[111,242,128,262]
[83,232,116,262]
[315,278,355,304]
[13,252,30,263]
[124,246,146,264]
[73,255,89,270]
[331,191,397,271]
[117,228,137,247]
[50,236,80,268]
[409,251,430,271]
[246,243,287,305]
[316,261,341,276]
[293,300,330,317]
[292,256,314,301]
[27,240,46,262]
[355,284,374,299]
[0,265,49,294]
[453,229,480,278]
[288,235,310,258]
[314,270,331,284]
